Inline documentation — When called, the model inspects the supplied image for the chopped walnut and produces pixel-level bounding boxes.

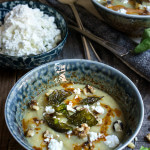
[75,106,83,111]
[113,120,123,132]
[29,100,39,111]
[45,89,53,97]
[127,142,135,149]
[26,129,35,137]
[96,117,102,125]
[43,130,53,143]
[43,130,50,138]
[74,123,90,138]
[83,85,95,95]
[146,133,150,142]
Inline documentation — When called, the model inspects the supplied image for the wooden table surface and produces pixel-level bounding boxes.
[0,0,149,149]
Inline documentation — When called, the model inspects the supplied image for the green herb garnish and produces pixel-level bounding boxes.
[68,109,98,126]
[80,96,103,105]
[140,146,150,150]
[44,114,73,133]
[48,89,72,105]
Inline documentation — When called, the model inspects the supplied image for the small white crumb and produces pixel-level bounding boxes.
[135,137,138,141]
[117,8,127,14]
[74,88,81,95]
[67,130,72,135]
[83,105,90,111]
[74,95,78,99]
[91,105,104,114]
[88,132,103,142]
[67,101,76,113]
[104,135,120,148]
[97,117,103,125]
[45,106,55,114]
[48,139,63,150]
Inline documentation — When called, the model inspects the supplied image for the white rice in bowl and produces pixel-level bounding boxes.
[0,4,61,56]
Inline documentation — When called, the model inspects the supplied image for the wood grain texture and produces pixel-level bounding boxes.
[0,0,149,150]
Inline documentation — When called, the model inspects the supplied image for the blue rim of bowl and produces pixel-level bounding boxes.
[92,0,150,19]
[5,59,144,150]
[0,0,68,58]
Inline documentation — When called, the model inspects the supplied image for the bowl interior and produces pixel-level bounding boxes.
[5,59,144,149]
[0,0,67,69]
[92,0,150,18]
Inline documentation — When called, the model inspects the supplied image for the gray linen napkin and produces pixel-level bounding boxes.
[47,0,150,81]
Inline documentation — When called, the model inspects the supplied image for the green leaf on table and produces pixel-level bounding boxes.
[141,28,150,41]
[140,146,150,150]
[134,28,150,53]
[134,37,150,53]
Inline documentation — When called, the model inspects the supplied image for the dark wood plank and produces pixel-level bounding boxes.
[0,69,16,149]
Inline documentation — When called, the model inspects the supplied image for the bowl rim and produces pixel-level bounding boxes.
[92,0,150,19]
[0,0,68,58]
[5,59,144,150]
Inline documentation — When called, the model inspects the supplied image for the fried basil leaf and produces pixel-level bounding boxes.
[68,109,98,126]
[44,114,72,133]
[48,89,72,105]
[54,104,69,117]
[80,96,104,105]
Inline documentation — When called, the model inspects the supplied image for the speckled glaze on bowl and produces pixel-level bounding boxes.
[0,0,67,69]
[92,0,150,36]
[5,59,144,150]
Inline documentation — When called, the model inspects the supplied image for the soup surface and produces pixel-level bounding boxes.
[97,0,150,15]
[22,83,125,150]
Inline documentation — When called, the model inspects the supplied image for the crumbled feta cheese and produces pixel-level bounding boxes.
[104,135,120,148]
[67,105,76,113]
[44,138,50,143]
[74,95,79,99]
[91,105,104,114]
[74,88,81,95]
[146,6,150,12]
[45,106,55,114]
[0,4,61,56]
[123,0,128,4]
[96,102,100,105]
[48,139,63,150]
[83,105,90,111]
[67,102,76,113]
[88,132,103,142]
[117,8,127,14]
[67,130,72,135]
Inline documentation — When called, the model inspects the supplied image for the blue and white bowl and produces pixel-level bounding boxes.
[5,59,144,150]
[0,0,68,69]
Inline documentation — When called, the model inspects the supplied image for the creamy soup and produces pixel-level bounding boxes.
[22,83,125,150]
[97,0,150,15]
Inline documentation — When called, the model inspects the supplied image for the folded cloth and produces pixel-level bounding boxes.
[47,0,150,82]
